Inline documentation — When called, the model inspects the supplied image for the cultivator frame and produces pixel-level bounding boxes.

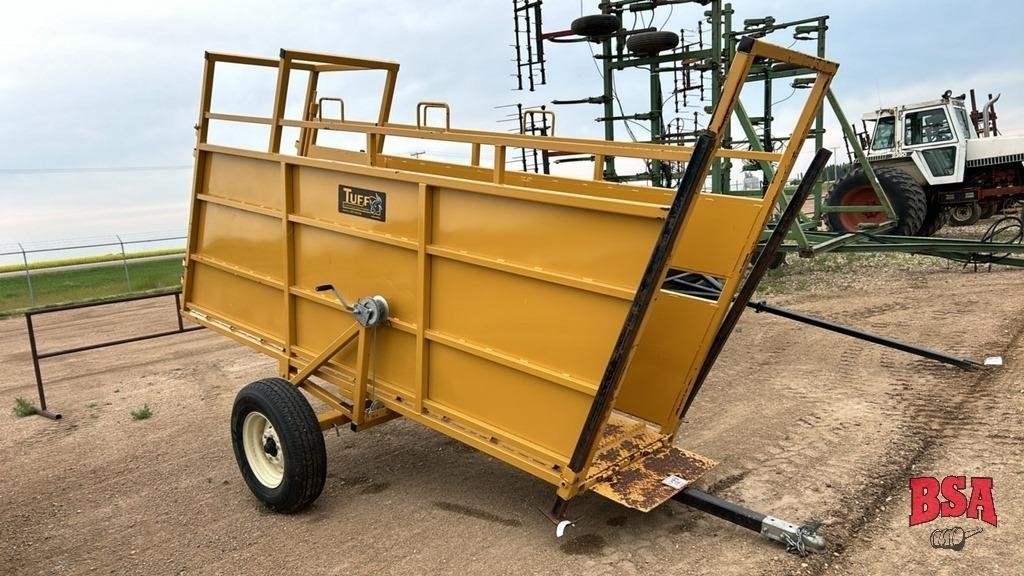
[182,39,836,552]
[530,0,1024,266]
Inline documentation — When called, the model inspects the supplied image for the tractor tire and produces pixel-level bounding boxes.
[979,202,999,220]
[231,377,326,513]
[826,167,927,236]
[948,202,982,227]
[626,31,679,55]
[917,199,948,237]
[570,14,620,38]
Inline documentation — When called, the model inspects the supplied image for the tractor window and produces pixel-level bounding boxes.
[954,107,973,139]
[904,108,954,145]
[871,117,895,150]
[921,147,956,176]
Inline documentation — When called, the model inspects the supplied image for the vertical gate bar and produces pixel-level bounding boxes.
[268,50,292,154]
[563,132,718,483]
[414,183,433,413]
[298,70,320,156]
[280,163,296,377]
[25,313,46,411]
[182,54,216,305]
[678,148,832,419]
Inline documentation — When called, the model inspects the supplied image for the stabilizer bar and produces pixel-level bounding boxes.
[748,300,981,369]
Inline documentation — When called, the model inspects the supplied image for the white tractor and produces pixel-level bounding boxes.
[827,91,1024,235]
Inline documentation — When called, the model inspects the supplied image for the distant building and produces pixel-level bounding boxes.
[743,172,760,191]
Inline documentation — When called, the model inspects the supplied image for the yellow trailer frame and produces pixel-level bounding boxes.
[182,40,837,518]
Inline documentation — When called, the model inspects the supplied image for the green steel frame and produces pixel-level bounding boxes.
[557,0,1024,264]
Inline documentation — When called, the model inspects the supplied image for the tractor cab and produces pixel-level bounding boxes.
[832,90,1023,234]
[862,94,974,186]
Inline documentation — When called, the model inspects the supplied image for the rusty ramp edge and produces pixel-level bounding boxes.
[590,446,717,512]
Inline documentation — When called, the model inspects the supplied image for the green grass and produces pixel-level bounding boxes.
[0,258,183,315]
[0,248,183,273]
[12,397,35,417]
[130,404,153,420]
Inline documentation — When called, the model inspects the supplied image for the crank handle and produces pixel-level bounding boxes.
[315,284,390,328]
[315,284,355,312]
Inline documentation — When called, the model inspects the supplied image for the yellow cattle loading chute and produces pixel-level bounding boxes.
[181,40,837,549]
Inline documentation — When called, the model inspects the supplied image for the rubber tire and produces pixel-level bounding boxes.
[231,378,326,513]
[571,14,620,38]
[979,202,999,220]
[826,167,927,236]
[626,31,679,55]
[917,199,948,237]
[948,202,981,227]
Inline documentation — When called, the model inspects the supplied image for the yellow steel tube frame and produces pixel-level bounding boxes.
[182,41,837,505]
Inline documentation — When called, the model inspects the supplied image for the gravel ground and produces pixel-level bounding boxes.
[1,253,1022,575]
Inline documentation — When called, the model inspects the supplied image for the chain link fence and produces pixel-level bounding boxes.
[0,232,186,314]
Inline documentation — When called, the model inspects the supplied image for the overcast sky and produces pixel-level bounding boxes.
[1,0,1022,250]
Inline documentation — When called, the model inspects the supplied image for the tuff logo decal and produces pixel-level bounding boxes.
[339,186,386,222]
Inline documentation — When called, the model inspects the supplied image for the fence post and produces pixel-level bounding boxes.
[116,234,132,293]
[17,242,35,307]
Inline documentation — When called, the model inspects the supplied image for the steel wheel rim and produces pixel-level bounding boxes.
[950,205,973,221]
[243,411,284,488]
[837,185,885,231]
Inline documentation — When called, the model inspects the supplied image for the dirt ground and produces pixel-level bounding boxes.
[2,256,1023,576]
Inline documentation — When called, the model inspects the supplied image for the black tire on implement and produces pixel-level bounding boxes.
[626,31,679,54]
[231,378,326,513]
[826,167,927,236]
[570,14,620,38]
[917,199,948,237]
[948,202,982,226]
[979,202,999,220]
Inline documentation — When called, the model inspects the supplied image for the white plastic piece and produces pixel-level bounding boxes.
[984,356,1003,366]
[662,475,688,490]
[555,520,574,538]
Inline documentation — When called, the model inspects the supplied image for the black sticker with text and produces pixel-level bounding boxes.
[338,186,386,222]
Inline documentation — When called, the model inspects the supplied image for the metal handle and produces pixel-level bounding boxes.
[315,284,389,328]
[416,101,451,130]
[317,97,346,122]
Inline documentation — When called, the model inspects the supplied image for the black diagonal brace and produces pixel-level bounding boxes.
[567,133,719,473]
[679,147,832,418]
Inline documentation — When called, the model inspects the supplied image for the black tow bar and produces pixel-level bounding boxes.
[673,488,825,556]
